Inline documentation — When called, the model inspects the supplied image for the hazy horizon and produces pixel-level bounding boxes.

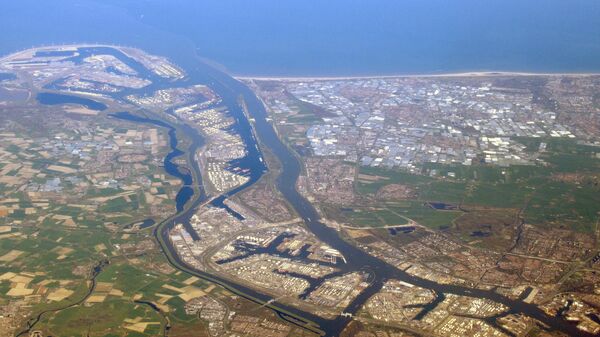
[1,0,600,76]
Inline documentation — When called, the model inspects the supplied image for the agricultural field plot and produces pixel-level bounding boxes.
[351,146,600,234]
[0,45,316,337]
[0,223,304,337]
[0,46,183,335]
[0,106,178,230]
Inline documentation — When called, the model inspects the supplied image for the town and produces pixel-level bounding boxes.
[246,76,598,171]
[244,74,600,336]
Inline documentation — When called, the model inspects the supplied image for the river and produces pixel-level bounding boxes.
[36,46,592,337]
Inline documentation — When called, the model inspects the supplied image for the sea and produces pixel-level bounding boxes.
[1,0,600,76]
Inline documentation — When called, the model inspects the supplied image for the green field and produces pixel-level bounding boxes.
[351,138,600,232]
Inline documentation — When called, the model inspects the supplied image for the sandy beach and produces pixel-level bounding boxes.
[236,71,600,82]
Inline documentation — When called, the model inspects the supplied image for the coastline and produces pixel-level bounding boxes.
[4,44,600,81]
[235,71,600,81]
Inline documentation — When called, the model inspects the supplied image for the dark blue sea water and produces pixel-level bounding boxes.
[1,0,599,76]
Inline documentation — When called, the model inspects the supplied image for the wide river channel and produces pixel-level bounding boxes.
[38,46,590,337]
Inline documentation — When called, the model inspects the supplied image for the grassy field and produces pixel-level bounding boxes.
[350,138,600,232]
[337,207,410,227]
